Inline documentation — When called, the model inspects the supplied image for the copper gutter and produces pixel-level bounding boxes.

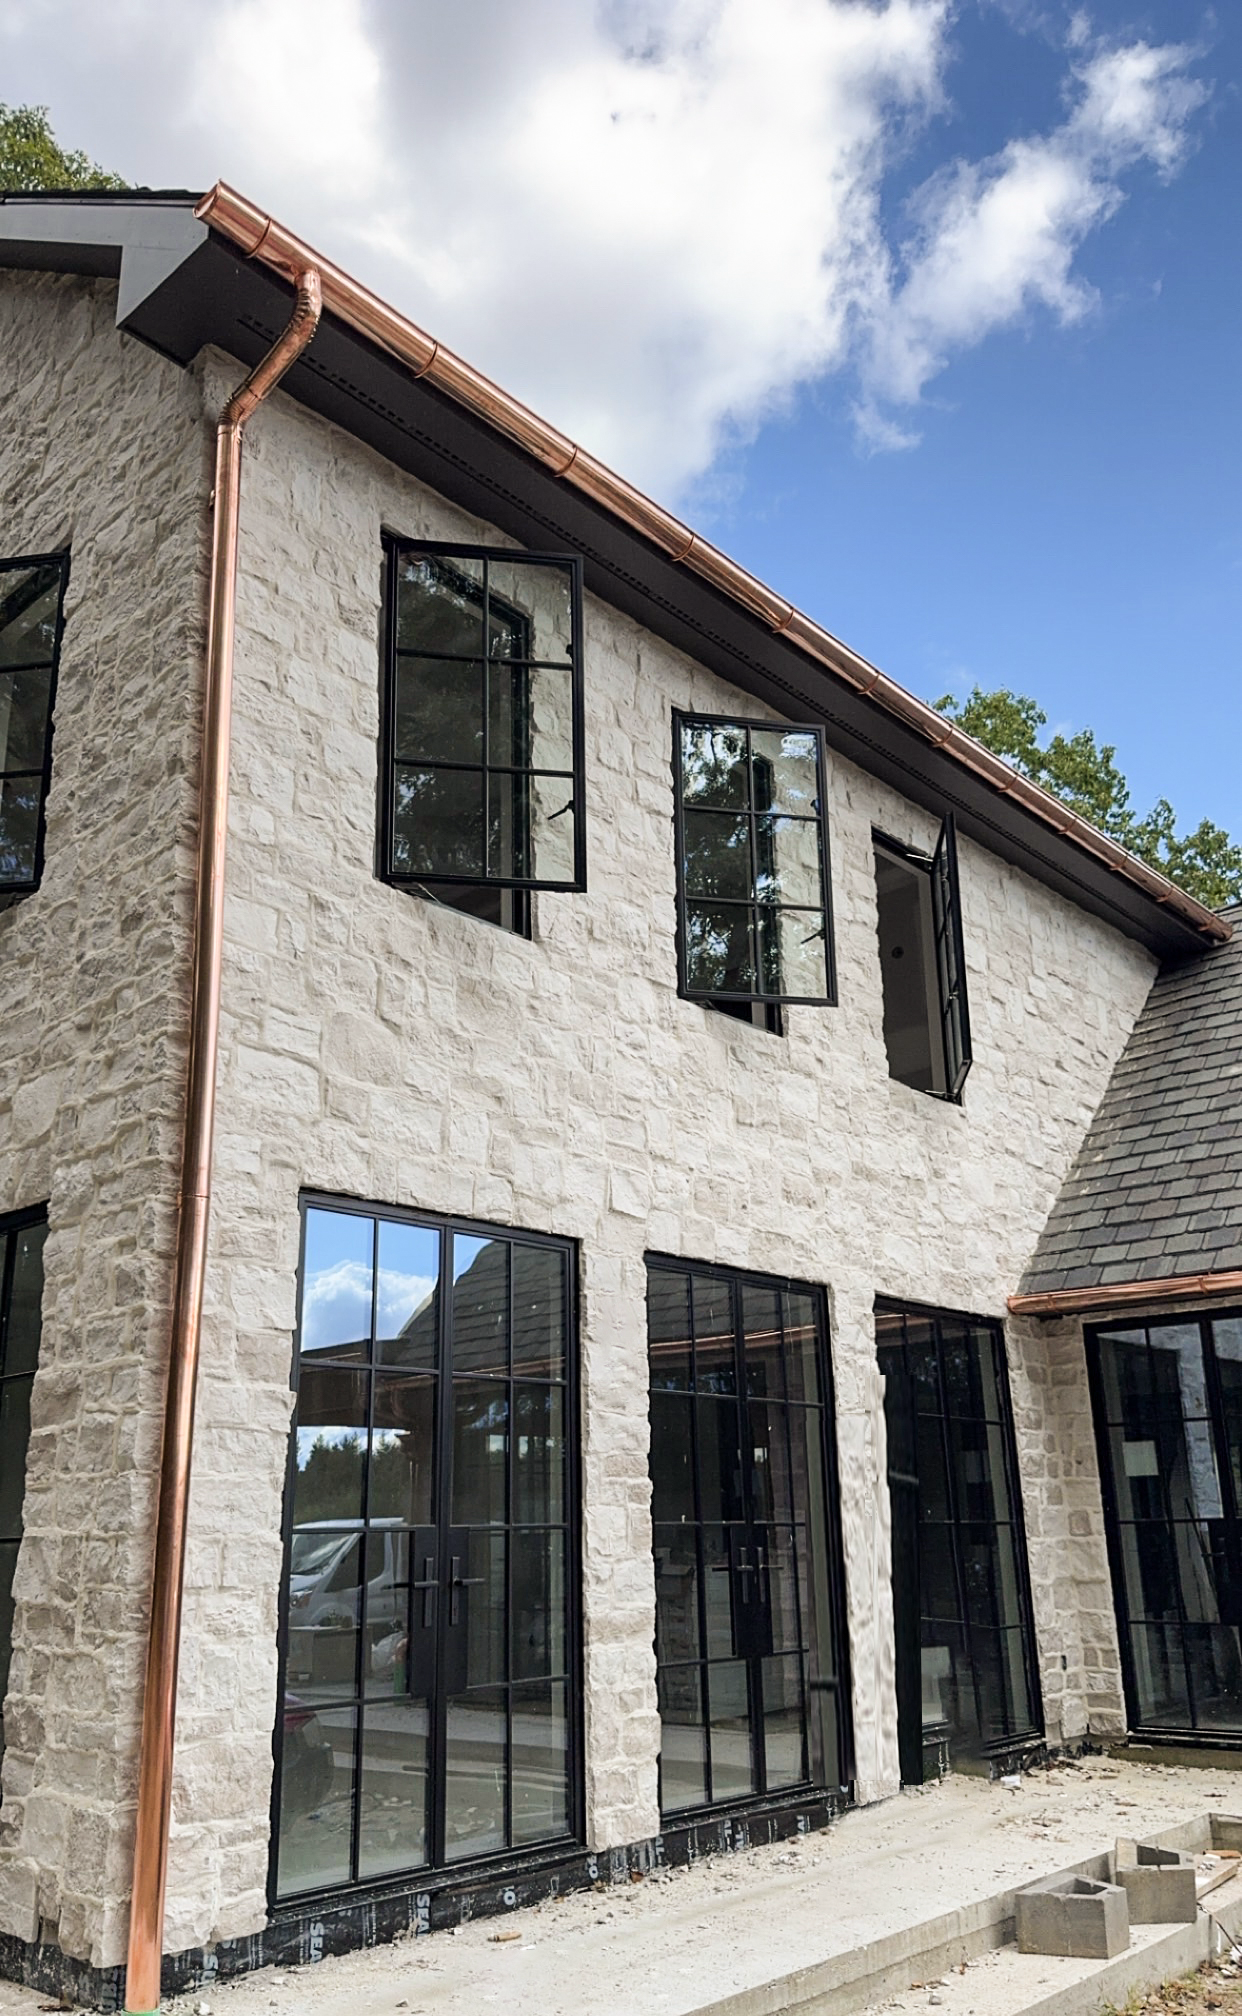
[124,267,322,2016]
[193,180,1229,949]
[1009,1268,1242,1319]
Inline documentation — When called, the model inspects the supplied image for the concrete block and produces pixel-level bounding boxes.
[1115,1840,1197,1923]
[1015,1873,1130,1958]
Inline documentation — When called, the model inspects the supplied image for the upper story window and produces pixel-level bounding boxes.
[874,817,972,1099]
[379,541,586,921]
[673,713,837,1009]
[1,555,68,908]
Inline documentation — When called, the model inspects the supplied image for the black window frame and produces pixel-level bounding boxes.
[0,1201,48,1793]
[378,537,587,899]
[645,1251,854,1817]
[269,1191,584,1909]
[672,710,838,1010]
[873,814,972,1100]
[876,1296,1043,1771]
[0,552,70,907]
[1086,1308,1242,1746]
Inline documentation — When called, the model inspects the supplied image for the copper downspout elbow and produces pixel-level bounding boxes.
[124,268,322,2016]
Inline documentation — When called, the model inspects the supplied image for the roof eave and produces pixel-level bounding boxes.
[0,186,1226,963]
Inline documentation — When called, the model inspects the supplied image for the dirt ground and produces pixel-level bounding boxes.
[1125,1958,1242,2013]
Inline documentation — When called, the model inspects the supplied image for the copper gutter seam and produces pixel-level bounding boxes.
[193,181,1230,949]
[123,269,322,2016]
[1008,1268,1242,1318]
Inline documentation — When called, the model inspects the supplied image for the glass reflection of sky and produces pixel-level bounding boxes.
[301,1209,438,1356]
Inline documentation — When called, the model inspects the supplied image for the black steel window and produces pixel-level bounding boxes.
[1,555,68,906]
[647,1257,850,1814]
[274,1199,579,1901]
[1088,1313,1242,1741]
[0,1206,46,1785]
[673,714,836,1008]
[379,541,586,917]
[877,1303,1040,1782]
[874,818,971,1098]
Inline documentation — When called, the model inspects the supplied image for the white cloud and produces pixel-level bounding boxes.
[300,1259,435,1355]
[857,33,1209,442]
[0,1,1209,488]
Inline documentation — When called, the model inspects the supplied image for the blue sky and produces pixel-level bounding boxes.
[706,1,1242,841]
[4,0,1237,838]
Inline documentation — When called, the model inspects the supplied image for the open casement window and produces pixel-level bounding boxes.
[873,814,972,1099]
[0,555,68,907]
[674,714,837,1009]
[380,541,586,900]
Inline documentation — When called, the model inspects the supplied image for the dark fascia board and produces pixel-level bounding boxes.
[0,200,1208,962]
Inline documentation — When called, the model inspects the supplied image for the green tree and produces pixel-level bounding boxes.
[0,104,127,193]
[934,686,1242,911]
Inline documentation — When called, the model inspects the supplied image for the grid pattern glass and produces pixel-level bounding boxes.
[647,1259,847,1815]
[877,1305,1040,1761]
[275,1203,574,1900]
[0,1209,47,1784]
[675,717,835,1005]
[384,545,584,891]
[0,557,67,900]
[1091,1316,1242,1738]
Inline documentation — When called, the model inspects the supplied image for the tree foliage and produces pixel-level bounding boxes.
[0,104,126,193]
[934,686,1242,912]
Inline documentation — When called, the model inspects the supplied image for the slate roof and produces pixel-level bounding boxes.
[1021,904,1242,1294]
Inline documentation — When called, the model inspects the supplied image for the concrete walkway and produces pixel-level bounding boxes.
[5,1757,1242,2015]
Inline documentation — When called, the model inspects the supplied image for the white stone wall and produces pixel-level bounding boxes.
[0,275,207,1964]
[162,358,1158,1951]
[0,286,1157,1968]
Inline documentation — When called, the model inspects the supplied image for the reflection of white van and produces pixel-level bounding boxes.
[287,1519,405,1634]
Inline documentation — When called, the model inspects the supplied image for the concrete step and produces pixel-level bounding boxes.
[683,1816,1242,2016]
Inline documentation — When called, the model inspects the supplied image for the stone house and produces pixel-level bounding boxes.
[0,185,1236,2009]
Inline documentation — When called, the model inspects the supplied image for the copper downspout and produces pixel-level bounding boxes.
[124,268,322,2016]
[194,181,1229,948]
[1008,1267,1242,1319]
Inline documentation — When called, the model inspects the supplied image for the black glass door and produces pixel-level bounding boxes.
[274,1202,578,1900]
[1088,1313,1242,1739]
[647,1259,849,1815]
[877,1303,1041,1778]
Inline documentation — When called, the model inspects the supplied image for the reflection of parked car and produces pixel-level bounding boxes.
[288,1519,405,1629]
[286,1521,408,1690]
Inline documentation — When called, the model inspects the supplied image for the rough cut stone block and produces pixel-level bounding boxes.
[1115,1841,1197,1924]
[1015,1873,1129,1959]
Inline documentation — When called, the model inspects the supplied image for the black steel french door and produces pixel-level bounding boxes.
[1088,1312,1242,1741]
[877,1302,1042,1779]
[647,1258,850,1815]
[273,1199,579,1901]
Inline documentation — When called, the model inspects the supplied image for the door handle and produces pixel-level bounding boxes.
[449,1554,485,1627]
[410,1554,437,1630]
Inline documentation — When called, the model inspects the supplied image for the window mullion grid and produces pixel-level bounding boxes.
[1146,1329,1198,1727]
[778,1302,811,1786]
[481,559,495,884]
[0,1229,11,1375]
[348,1215,381,1883]
[687,1274,712,1805]
[503,1238,514,1851]
[933,1318,983,1744]
[744,726,761,1000]
[734,1284,763,1797]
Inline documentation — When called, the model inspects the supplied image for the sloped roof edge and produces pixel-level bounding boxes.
[1,183,1227,956]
